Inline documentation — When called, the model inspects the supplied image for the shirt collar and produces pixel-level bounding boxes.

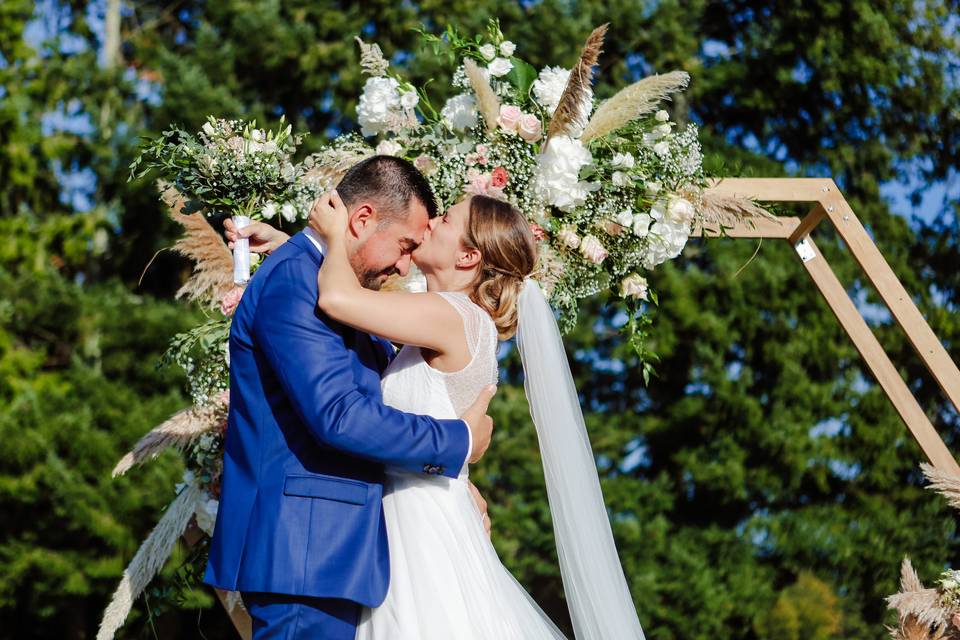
[303,227,328,257]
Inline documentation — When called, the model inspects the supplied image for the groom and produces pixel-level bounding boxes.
[204,155,496,639]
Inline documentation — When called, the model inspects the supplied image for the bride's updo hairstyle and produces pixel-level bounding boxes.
[463,195,537,340]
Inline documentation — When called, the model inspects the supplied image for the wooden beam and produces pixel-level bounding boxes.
[692,216,800,239]
[788,203,827,244]
[706,177,836,202]
[798,235,960,475]
[818,193,960,419]
[215,589,252,640]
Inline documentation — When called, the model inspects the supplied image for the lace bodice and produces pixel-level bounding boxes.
[380,291,498,422]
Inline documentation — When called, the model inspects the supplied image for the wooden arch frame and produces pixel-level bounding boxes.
[697,178,960,476]
[209,177,960,639]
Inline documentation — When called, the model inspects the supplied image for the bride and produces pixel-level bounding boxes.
[231,190,645,639]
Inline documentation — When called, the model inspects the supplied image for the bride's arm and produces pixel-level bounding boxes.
[310,191,467,357]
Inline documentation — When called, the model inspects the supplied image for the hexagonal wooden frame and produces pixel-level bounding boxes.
[697,178,960,475]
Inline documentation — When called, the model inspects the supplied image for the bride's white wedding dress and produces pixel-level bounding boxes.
[355,291,565,639]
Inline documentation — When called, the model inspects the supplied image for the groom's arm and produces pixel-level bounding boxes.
[253,258,470,478]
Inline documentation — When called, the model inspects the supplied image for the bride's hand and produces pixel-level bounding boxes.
[309,190,349,242]
[224,218,289,254]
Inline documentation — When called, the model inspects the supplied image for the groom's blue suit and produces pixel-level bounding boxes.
[204,231,470,638]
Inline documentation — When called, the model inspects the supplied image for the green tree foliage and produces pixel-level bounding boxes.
[2,0,958,638]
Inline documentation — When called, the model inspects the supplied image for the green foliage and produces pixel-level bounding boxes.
[754,573,842,640]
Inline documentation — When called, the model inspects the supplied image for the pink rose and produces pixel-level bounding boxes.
[497,104,522,132]
[602,220,625,236]
[557,226,581,249]
[220,286,244,316]
[529,223,547,241]
[490,166,509,188]
[518,113,542,142]
[413,154,437,175]
[475,144,489,155]
[579,234,609,264]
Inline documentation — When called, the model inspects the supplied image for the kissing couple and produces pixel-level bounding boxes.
[204,154,646,639]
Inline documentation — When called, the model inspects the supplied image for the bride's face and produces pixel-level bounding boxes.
[412,198,472,273]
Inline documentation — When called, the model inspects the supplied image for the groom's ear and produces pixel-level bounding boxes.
[348,203,375,238]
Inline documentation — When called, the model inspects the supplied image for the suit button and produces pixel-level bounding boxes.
[422,464,444,475]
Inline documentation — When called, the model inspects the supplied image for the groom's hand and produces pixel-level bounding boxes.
[461,384,496,463]
[467,481,492,537]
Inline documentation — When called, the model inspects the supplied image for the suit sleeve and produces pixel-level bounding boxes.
[253,258,470,478]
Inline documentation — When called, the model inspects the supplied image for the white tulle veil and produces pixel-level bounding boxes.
[516,279,646,639]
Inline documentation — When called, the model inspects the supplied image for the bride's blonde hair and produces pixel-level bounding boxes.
[462,195,537,340]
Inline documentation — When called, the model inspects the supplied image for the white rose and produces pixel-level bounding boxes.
[487,57,514,77]
[611,152,635,169]
[194,497,220,536]
[632,212,652,237]
[653,141,670,156]
[557,226,581,249]
[620,273,649,300]
[281,202,297,223]
[646,181,662,195]
[440,93,478,131]
[262,140,278,155]
[262,202,277,220]
[612,171,630,187]
[655,109,670,122]
[616,209,634,227]
[667,196,696,223]
[650,200,667,220]
[202,121,216,137]
[357,76,401,136]
[250,129,265,142]
[400,89,419,110]
[499,41,516,57]
[656,123,672,136]
[479,44,497,61]
[375,139,403,156]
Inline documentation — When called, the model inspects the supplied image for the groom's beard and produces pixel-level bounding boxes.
[349,251,394,291]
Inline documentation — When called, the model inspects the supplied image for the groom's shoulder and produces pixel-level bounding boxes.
[254,234,319,285]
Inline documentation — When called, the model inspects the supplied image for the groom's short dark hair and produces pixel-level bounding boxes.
[336,155,438,224]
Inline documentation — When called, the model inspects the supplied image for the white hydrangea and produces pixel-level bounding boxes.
[357,76,401,136]
[533,135,595,212]
[440,93,479,131]
[532,66,593,134]
[532,66,570,115]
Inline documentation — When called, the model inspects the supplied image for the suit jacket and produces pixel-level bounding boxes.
[203,231,470,606]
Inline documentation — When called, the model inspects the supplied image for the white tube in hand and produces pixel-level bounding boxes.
[233,215,252,284]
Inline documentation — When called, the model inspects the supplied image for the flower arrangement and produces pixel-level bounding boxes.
[336,20,705,359]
